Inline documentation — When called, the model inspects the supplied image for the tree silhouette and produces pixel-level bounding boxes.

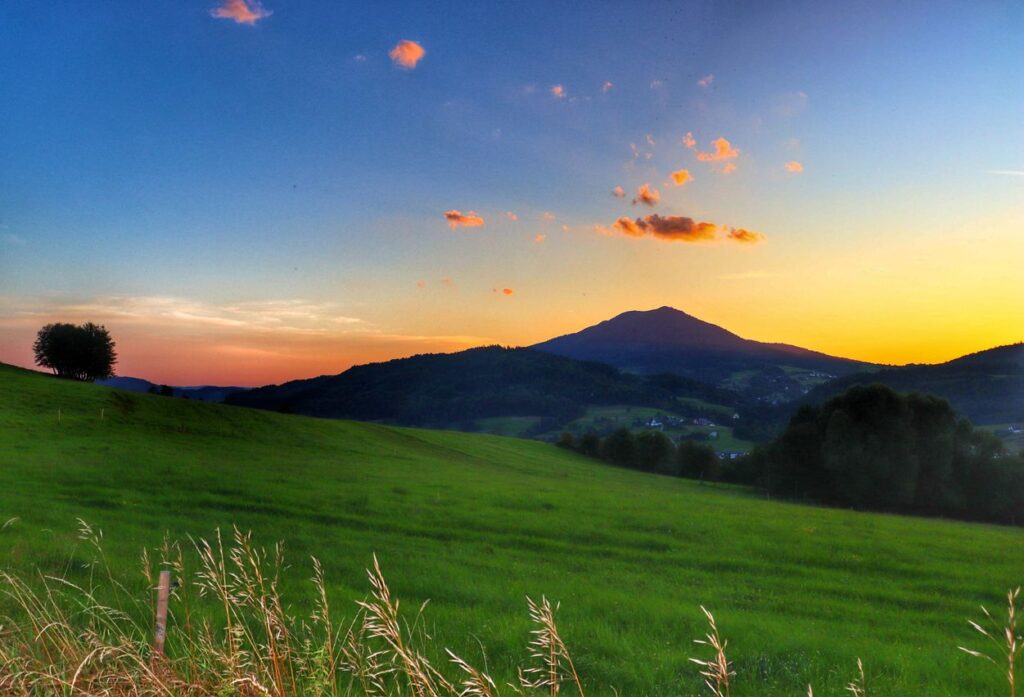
[33,322,117,382]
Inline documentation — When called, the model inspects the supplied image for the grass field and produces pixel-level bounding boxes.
[0,362,1021,695]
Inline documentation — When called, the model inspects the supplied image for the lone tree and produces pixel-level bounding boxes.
[33,322,117,382]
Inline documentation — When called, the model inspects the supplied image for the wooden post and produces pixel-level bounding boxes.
[154,570,171,657]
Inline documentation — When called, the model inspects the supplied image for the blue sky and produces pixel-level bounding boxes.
[1,1,1022,383]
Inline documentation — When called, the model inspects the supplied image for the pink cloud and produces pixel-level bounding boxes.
[550,84,566,99]
[784,160,804,173]
[542,211,556,221]
[682,132,696,149]
[696,137,739,162]
[210,0,271,24]
[612,185,625,198]
[632,183,661,207]
[443,210,484,229]
[389,40,426,69]
[598,214,763,244]
[505,211,519,221]
[697,74,714,88]
[534,234,546,244]
[602,81,614,93]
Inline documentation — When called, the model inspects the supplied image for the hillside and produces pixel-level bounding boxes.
[98,376,249,402]
[0,362,1021,695]
[802,343,1024,425]
[533,307,871,402]
[227,345,741,436]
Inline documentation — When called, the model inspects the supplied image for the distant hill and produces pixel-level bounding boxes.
[801,343,1024,425]
[98,376,249,403]
[226,345,742,435]
[532,306,870,401]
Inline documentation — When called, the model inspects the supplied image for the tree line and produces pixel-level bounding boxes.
[557,429,728,481]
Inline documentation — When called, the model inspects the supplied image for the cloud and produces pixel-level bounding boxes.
[988,169,1024,176]
[682,132,696,149]
[353,54,368,62]
[670,169,693,186]
[784,160,804,173]
[560,224,569,232]
[389,40,425,69]
[602,81,614,93]
[723,162,737,174]
[542,211,556,221]
[597,214,762,244]
[611,185,625,198]
[505,211,518,221]
[725,227,763,243]
[645,133,656,147]
[416,280,426,288]
[443,210,484,229]
[632,183,660,206]
[697,74,714,88]
[494,288,514,296]
[550,84,566,99]
[440,277,455,288]
[210,0,271,24]
[534,234,546,244]
[696,137,739,162]
[650,80,664,90]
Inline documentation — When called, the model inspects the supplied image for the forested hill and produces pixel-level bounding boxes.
[801,343,1024,425]
[226,346,740,430]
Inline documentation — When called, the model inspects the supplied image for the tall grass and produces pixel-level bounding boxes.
[0,523,1020,696]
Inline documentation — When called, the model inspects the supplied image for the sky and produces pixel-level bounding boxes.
[1,0,1022,386]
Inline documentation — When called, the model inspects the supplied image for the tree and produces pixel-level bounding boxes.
[601,428,637,468]
[634,430,675,473]
[33,322,116,382]
[676,441,721,480]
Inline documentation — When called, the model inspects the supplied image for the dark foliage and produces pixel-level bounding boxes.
[33,323,116,382]
[228,346,743,430]
[745,384,1024,525]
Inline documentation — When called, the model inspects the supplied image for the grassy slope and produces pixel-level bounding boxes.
[0,363,1021,696]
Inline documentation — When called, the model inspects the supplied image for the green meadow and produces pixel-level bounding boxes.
[0,362,1021,695]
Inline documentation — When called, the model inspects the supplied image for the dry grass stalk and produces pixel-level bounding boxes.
[960,587,1022,697]
[690,606,733,697]
[518,596,585,697]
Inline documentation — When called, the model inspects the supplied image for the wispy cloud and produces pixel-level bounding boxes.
[697,74,714,88]
[682,132,696,150]
[389,40,425,69]
[504,211,518,221]
[988,169,1024,177]
[602,81,614,93]
[596,214,763,244]
[632,183,661,206]
[443,210,485,229]
[542,211,556,221]
[210,0,271,25]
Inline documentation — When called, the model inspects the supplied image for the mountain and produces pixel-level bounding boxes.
[98,376,249,403]
[226,345,742,436]
[532,306,870,401]
[801,343,1024,425]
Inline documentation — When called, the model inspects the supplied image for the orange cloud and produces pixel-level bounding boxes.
[697,74,714,88]
[389,40,425,69]
[696,137,739,162]
[682,132,696,149]
[612,185,625,198]
[632,183,661,206]
[505,211,518,221]
[600,214,762,244]
[443,210,484,229]
[550,84,566,99]
[560,224,569,232]
[723,162,737,174]
[210,0,271,24]
[785,160,804,173]
[602,81,614,93]
[502,288,514,295]
[670,169,693,186]
[725,227,764,243]
[534,234,546,244]
[542,211,556,221]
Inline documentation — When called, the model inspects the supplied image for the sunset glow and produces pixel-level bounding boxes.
[1,2,1022,385]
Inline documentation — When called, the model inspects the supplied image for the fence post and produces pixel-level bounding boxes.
[154,570,171,657]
